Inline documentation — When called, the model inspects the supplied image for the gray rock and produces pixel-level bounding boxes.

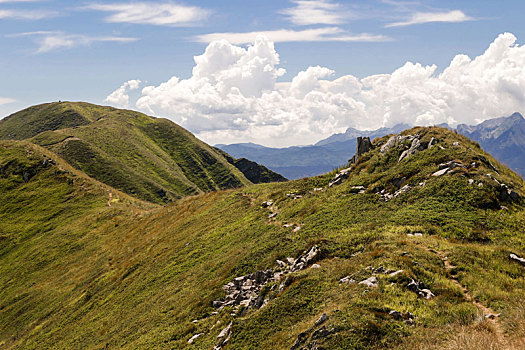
[389,270,404,277]
[339,276,355,284]
[389,310,402,320]
[428,137,436,149]
[315,313,328,326]
[261,201,273,208]
[432,168,449,176]
[418,289,435,299]
[268,212,279,219]
[358,276,378,288]
[510,253,525,265]
[350,136,373,164]
[399,137,423,162]
[188,333,203,344]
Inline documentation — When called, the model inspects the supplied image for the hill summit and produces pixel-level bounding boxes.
[0,102,285,203]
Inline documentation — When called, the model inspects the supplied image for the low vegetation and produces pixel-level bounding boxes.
[0,114,524,349]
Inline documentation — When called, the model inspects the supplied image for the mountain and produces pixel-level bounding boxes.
[456,112,525,177]
[217,124,410,180]
[0,102,284,204]
[2,122,525,349]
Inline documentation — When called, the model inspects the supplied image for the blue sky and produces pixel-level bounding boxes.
[2,0,525,146]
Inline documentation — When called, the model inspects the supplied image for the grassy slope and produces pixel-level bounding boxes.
[0,102,251,204]
[1,127,525,349]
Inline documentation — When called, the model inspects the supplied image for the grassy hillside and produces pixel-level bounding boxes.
[0,102,253,204]
[1,126,525,349]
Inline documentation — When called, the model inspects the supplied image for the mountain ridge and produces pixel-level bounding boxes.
[0,102,285,203]
[2,124,525,348]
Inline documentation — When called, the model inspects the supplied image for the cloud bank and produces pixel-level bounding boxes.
[107,32,525,147]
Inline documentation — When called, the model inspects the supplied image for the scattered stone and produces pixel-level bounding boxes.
[312,325,334,340]
[310,264,321,269]
[313,187,323,192]
[389,270,404,277]
[393,184,412,197]
[413,232,423,237]
[188,333,203,344]
[315,313,328,326]
[283,224,294,228]
[261,201,273,208]
[432,168,449,177]
[350,136,373,164]
[407,278,435,299]
[389,310,402,320]
[478,182,484,187]
[268,212,279,219]
[510,253,525,266]
[350,185,366,194]
[293,226,301,233]
[329,167,352,187]
[452,142,460,147]
[358,276,378,288]
[214,322,232,349]
[290,331,309,350]
[428,137,436,149]
[216,246,321,314]
[339,276,355,284]
[468,179,475,185]
[485,313,501,320]
[418,289,435,300]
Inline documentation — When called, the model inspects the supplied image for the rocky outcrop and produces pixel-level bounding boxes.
[349,136,372,164]
[214,246,321,314]
[328,167,352,187]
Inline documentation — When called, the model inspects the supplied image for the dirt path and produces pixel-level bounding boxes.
[423,245,509,348]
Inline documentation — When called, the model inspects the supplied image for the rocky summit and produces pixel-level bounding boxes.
[1,108,525,349]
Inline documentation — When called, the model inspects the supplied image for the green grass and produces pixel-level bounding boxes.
[1,126,525,349]
[0,102,253,204]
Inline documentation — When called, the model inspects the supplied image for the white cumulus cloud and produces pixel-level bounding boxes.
[105,80,142,108]
[84,2,211,26]
[106,33,525,147]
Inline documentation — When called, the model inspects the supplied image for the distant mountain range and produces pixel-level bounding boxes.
[217,113,525,179]
[456,113,525,177]
[217,124,409,179]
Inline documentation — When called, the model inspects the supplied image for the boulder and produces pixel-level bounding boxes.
[188,333,203,344]
[399,137,424,162]
[339,276,355,284]
[432,168,449,177]
[358,276,378,288]
[389,270,404,277]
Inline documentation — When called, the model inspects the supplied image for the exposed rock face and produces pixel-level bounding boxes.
[214,246,321,314]
[328,167,352,187]
[399,137,424,162]
[350,136,372,164]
